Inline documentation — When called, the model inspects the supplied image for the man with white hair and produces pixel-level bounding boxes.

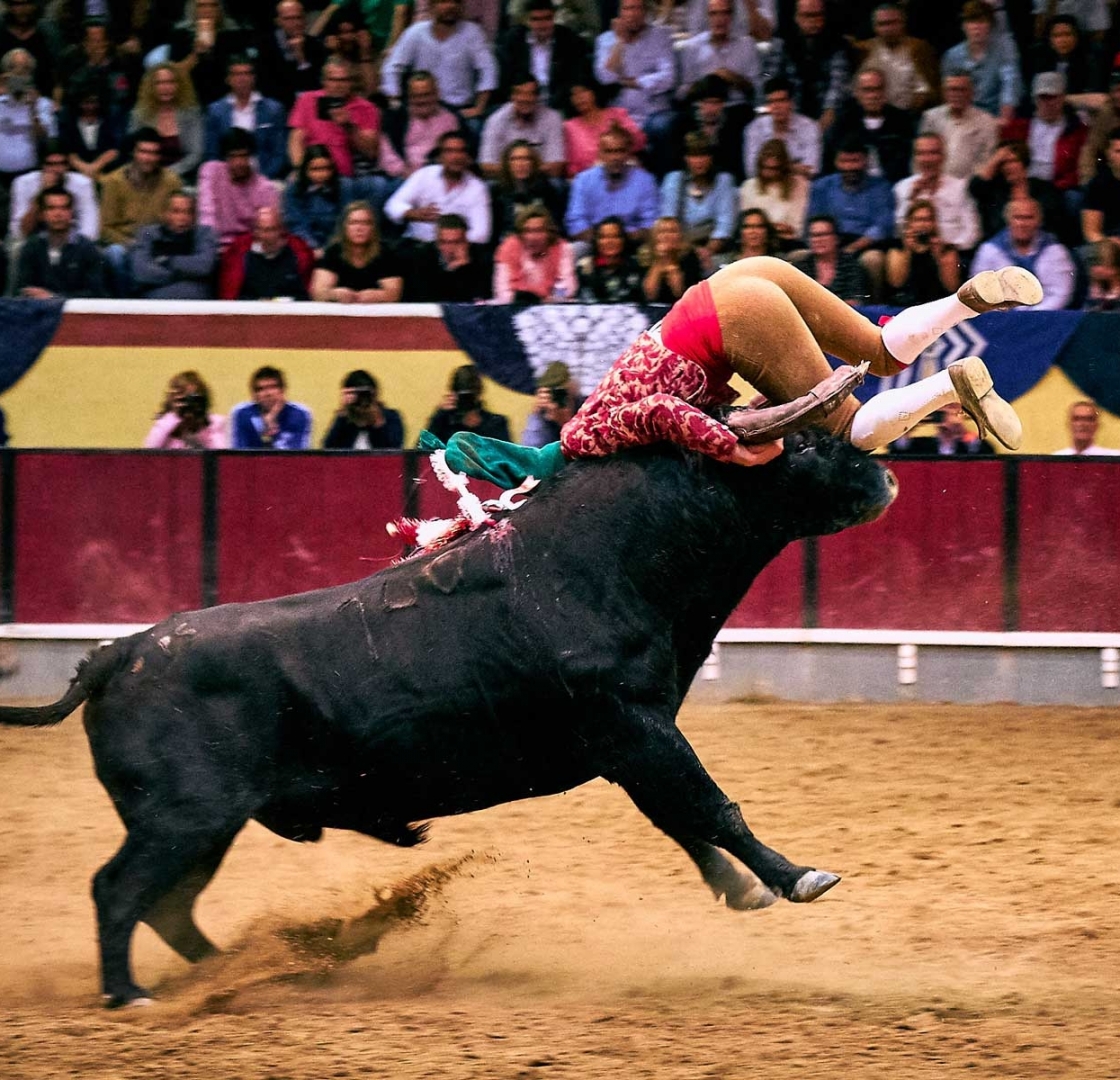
[918,71,1000,179]
[0,48,55,224]
[893,132,981,252]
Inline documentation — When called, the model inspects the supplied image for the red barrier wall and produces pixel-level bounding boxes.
[1017,460,1120,632]
[14,452,204,622]
[6,452,1120,632]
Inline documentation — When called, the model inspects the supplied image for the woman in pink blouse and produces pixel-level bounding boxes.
[563,80,646,178]
[492,204,577,303]
[144,371,228,449]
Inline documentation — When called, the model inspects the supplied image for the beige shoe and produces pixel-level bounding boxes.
[958,267,1043,313]
[948,356,1023,450]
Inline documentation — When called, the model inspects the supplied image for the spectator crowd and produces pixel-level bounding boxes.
[0,0,1118,311]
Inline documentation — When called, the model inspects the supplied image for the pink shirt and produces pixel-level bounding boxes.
[289,91,382,177]
[493,235,576,302]
[378,108,462,177]
[144,411,228,450]
[563,108,647,178]
[196,161,280,247]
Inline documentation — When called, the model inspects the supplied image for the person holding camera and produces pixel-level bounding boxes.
[144,370,228,449]
[424,363,511,445]
[885,198,960,306]
[0,48,55,223]
[322,369,404,449]
[521,361,580,448]
[287,56,380,179]
[131,191,219,299]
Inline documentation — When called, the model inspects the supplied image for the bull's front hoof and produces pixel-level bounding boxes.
[725,881,779,911]
[788,870,840,903]
[102,989,154,1010]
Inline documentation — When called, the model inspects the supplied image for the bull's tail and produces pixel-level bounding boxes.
[0,641,124,728]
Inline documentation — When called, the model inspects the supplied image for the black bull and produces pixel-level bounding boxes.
[0,431,895,1007]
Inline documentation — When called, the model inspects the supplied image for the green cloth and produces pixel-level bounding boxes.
[418,431,567,489]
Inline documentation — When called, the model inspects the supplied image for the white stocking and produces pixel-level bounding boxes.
[849,369,956,450]
[880,294,976,367]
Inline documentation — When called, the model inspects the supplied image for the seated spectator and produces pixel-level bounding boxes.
[381,0,498,120]
[807,137,894,297]
[198,127,281,250]
[1055,399,1119,455]
[377,70,463,181]
[917,71,1000,180]
[507,0,600,42]
[288,56,380,180]
[743,76,822,180]
[565,127,658,244]
[403,212,492,301]
[310,200,404,302]
[313,6,379,97]
[521,360,579,447]
[885,198,961,305]
[969,196,1076,310]
[789,214,870,305]
[0,49,57,220]
[562,77,645,179]
[676,0,762,108]
[384,130,492,245]
[322,369,404,449]
[492,203,575,303]
[230,364,313,449]
[253,0,329,109]
[14,185,108,298]
[0,2,57,97]
[825,66,914,184]
[497,0,591,113]
[890,402,995,455]
[127,64,204,184]
[592,0,675,174]
[424,363,511,444]
[638,216,702,303]
[218,205,314,299]
[851,2,939,117]
[659,131,737,274]
[53,16,139,116]
[9,139,99,243]
[282,143,354,259]
[777,0,850,129]
[1028,14,1108,111]
[687,74,748,183]
[1002,72,1088,213]
[1082,239,1120,310]
[489,139,566,240]
[203,54,288,179]
[1081,127,1120,248]
[479,75,565,180]
[99,127,184,293]
[940,0,1022,123]
[970,138,1069,241]
[169,0,252,107]
[1078,65,1120,184]
[732,206,783,260]
[575,214,643,301]
[56,72,125,182]
[130,191,219,299]
[143,369,228,449]
[893,132,982,254]
[738,137,809,247]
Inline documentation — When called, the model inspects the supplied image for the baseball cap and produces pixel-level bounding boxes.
[1032,71,1066,97]
[537,362,571,390]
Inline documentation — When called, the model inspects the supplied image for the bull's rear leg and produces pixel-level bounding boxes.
[140,832,238,962]
[605,716,838,903]
[677,836,778,910]
[93,818,246,1008]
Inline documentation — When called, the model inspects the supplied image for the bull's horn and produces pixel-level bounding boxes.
[727,362,869,445]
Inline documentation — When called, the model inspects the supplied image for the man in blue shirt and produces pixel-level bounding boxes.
[565,127,659,244]
[230,365,313,449]
[807,138,895,300]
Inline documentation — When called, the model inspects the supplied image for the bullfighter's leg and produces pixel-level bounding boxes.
[93,816,247,1007]
[603,715,836,903]
[140,832,238,962]
[706,258,1037,450]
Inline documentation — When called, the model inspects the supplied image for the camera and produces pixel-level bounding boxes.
[317,96,346,121]
[455,390,479,413]
[7,74,30,101]
[351,387,374,408]
[176,392,207,419]
[549,387,568,409]
[914,231,933,246]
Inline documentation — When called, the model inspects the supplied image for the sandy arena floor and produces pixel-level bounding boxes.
[1,699,1118,1079]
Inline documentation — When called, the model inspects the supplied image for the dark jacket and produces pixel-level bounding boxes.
[825,102,915,184]
[497,23,591,111]
[15,234,108,298]
[322,409,405,449]
[204,95,289,178]
[130,222,219,299]
[405,243,493,302]
[253,26,328,108]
